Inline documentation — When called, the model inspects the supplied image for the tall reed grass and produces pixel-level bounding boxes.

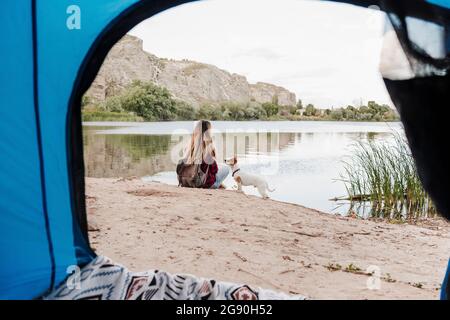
[340,133,436,220]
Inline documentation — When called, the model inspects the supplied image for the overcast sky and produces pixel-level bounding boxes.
[129,0,393,108]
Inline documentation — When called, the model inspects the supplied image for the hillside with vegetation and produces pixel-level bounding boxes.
[82,80,399,122]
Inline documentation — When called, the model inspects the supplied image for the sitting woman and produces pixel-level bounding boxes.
[45,120,305,300]
[181,120,229,189]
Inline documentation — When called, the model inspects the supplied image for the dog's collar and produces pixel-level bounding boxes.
[232,168,241,177]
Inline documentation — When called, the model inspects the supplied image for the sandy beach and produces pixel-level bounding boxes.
[86,177,450,299]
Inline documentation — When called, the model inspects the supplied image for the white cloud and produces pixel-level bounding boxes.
[129,0,393,107]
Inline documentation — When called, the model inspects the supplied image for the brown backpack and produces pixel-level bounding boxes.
[176,160,209,188]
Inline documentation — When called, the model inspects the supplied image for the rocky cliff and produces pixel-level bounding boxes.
[86,35,296,107]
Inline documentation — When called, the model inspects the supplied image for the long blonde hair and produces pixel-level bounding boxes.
[183,120,216,165]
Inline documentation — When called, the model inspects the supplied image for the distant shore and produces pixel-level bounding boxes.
[86,177,449,299]
[82,81,399,123]
[83,111,400,123]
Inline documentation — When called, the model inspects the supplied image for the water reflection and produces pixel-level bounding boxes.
[83,127,174,177]
[83,122,400,216]
[83,126,297,178]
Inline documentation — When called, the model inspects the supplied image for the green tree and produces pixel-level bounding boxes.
[197,104,222,120]
[119,81,177,121]
[359,105,369,114]
[262,102,279,118]
[244,102,267,120]
[175,101,197,120]
[330,109,344,120]
[103,95,124,113]
[304,104,316,116]
[223,103,246,120]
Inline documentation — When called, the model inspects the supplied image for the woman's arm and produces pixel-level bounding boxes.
[210,160,218,176]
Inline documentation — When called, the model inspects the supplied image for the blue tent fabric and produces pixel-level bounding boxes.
[441,260,450,300]
[0,0,54,299]
[0,0,140,299]
[427,0,450,9]
[0,0,449,300]
[0,0,195,300]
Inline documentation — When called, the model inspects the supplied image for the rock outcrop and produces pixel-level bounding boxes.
[86,35,296,107]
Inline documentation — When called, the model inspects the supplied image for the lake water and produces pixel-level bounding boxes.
[83,121,404,216]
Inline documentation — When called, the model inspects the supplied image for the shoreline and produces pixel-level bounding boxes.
[86,177,450,299]
[82,119,402,125]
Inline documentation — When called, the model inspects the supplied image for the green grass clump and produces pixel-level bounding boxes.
[340,132,436,220]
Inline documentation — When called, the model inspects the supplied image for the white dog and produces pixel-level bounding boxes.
[225,156,275,199]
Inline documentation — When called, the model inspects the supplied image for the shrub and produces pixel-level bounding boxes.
[244,103,267,120]
[330,109,344,120]
[119,81,177,121]
[175,101,197,120]
[279,105,297,115]
[103,95,124,113]
[198,104,222,120]
[262,102,279,117]
[304,104,316,117]
[222,102,246,120]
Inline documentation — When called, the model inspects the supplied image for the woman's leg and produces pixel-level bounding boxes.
[211,164,230,189]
